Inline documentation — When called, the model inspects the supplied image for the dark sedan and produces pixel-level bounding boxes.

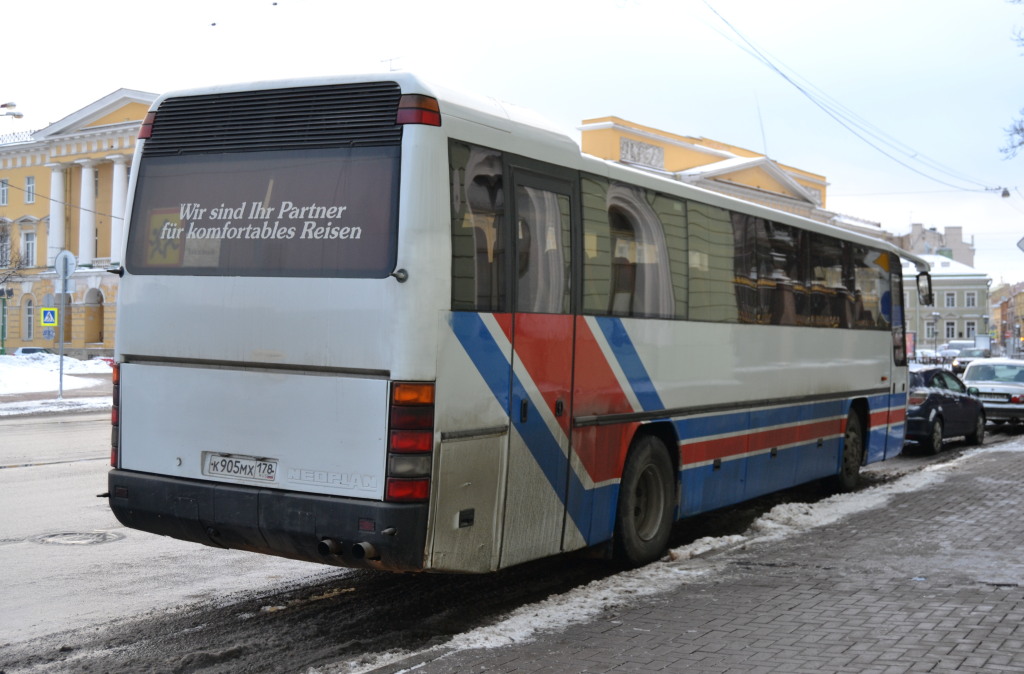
[905,366,985,454]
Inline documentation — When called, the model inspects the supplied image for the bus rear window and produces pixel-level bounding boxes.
[124,146,399,277]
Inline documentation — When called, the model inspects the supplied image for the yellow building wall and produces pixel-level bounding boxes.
[2,97,147,355]
[580,116,828,208]
[87,102,151,128]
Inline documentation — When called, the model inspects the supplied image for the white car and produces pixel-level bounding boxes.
[12,347,53,356]
[962,359,1024,426]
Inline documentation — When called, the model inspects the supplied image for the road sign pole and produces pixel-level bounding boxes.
[53,250,77,401]
[58,276,66,400]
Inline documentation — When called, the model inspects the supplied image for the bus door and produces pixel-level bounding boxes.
[497,167,578,568]
[884,264,909,458]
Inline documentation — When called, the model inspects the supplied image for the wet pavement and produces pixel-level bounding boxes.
[378,439,1024,673]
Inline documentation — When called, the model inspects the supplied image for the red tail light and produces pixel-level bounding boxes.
[1012,394,1023,404]
[138,111,156,139]
[396,95,441,126]
[908,391,927,406]
[386,477,431,502]
[110,363,120,467]
[385,382,435,502]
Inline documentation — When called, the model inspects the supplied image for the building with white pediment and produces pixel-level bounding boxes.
[0,89,155,356]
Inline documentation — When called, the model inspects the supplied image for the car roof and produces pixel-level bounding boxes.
[966,358,1024,366]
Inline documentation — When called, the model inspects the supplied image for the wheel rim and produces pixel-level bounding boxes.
[632,464,666,542]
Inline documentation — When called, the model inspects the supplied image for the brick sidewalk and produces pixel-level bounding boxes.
[390,447,1024,673]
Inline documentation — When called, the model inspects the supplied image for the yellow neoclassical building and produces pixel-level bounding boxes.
[0,89,155,356]
[580,116,835,221]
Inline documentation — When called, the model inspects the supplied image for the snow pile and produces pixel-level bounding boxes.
[0,353,113,416]
[0,352,112,395]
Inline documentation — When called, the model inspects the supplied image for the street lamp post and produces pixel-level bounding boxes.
[1,101,22,120]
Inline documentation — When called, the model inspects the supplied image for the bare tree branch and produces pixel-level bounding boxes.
[0,224,27,288]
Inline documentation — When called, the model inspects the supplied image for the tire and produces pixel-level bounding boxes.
[614,435,675,567]
[922,418,943,455]
[833,410,864,492]
[965,412,985,446]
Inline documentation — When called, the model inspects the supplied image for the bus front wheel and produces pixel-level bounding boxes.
[614,435,675,567]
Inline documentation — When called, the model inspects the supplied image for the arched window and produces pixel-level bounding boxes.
[84,288,105,343]
[605,183,674,318]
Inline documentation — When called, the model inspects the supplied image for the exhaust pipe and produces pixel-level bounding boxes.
[351,541,378,560]
[318,538,343,556]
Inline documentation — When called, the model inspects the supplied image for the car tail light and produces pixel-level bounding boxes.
[908,390,927,406]
[396,95,441,126]
[1012,394,1024,404]
[385,382,434,502]
[110,363,120,467]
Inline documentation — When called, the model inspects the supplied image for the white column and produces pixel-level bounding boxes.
[75,159,96,266]
[46,163,66,266]
[106,155,129,264]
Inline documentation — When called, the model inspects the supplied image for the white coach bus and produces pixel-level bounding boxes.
[107,73,933,573]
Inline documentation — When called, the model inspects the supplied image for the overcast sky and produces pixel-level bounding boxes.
[4,0,1023,284]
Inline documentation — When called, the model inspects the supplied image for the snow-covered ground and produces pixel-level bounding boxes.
[0,352,113,416]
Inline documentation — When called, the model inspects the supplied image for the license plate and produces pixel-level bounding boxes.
[202,452,278,482]
[980,395,1006,402]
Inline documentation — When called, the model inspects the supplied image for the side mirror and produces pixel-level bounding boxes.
[916,272,934,306]
[968,387,980,397]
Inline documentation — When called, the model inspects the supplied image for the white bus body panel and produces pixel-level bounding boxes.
[119,362,389,499]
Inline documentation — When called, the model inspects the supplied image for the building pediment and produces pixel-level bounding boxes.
[676,156,821,205]
[33,89,156,141]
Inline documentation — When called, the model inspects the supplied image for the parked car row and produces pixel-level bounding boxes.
[904,357,1024,454]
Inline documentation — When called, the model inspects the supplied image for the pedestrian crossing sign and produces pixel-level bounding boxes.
[41,307,58,327]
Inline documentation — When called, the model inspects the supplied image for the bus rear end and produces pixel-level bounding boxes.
[108,77,443,571]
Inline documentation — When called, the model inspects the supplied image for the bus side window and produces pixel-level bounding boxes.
[514,186,570,314]
[450,141,506,312]
[688,201,738,323]
[581,175,676,319]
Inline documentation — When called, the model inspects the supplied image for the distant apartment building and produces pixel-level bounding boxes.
[902,254,991,353]
[893,223,975,268]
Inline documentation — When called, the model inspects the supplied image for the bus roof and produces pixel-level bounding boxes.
[146,72,931,274]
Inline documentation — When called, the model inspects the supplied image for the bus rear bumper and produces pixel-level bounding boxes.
[107,470,429,572]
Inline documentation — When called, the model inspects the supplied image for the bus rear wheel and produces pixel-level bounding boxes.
[614,435,675,567]
[833,409,864,492]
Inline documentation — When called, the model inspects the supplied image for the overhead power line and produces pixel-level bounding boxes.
[702,2,1007,195]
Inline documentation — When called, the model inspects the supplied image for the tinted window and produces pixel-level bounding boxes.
[514,184,571,314]
[125,147,400,278]
[450,141,506,311]
[581,176,678,318]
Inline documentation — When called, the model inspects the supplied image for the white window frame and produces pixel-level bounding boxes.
[926,321,937,339]
[0,179,8,206]
[25,176,35,204]
[944,291,956,308]
[945,321,956,340]
[22,298,33,341]
[21,231,36,267]
[965,291,977,308]
[966,321,977,338]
